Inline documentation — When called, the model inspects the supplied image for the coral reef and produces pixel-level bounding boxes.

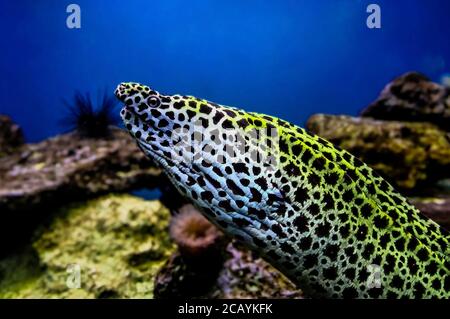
[361,72,450,131]
[306,114,450,190]
[0,115,24,157]
[0,194,176,298]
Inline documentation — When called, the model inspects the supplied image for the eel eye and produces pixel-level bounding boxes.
[148,96,160,107]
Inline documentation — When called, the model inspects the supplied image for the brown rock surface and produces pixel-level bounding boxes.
[410,197,450,231]
[0,128,161,213]
[361,72,450,131]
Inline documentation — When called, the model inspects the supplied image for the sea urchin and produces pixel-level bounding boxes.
[61,90,119,138]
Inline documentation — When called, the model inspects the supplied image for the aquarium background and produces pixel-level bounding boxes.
[1,0,450,300]
[1,0,450,142]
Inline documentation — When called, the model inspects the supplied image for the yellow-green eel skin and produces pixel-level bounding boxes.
[115,82,449,299]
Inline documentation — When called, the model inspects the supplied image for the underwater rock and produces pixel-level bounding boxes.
[0,194,176,298]
[306,114,450,190]
[154,241,303,299]
[410,197,450,231]
[361,72,450,131]
[0,128,161,213]
[0,115,24,157]
[214,242,303,299]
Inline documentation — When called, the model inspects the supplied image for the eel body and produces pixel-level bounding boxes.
[115,82,449,298]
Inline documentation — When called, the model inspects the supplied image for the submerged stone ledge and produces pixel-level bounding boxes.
[0,127,162,213]
[361,72,450,131]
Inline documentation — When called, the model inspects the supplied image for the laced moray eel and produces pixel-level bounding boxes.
[115,82,449,298]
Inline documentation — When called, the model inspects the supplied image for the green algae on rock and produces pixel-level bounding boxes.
[0,194,175,298]
[306,114,450,190]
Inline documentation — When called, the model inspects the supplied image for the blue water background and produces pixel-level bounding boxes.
[1,0,449,142]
